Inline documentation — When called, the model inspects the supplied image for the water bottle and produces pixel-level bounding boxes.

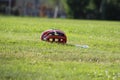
[75,44,89,48]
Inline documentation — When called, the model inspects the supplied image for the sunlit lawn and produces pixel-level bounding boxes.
[0,16,120,80]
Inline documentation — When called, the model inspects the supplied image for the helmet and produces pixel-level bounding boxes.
[41,29,67,44]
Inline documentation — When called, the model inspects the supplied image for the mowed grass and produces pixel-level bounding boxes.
[0,16,120,80]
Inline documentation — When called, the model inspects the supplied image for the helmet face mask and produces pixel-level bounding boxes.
[41,29,67,44]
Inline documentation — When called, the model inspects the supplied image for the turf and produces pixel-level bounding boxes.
[0,16,120,80]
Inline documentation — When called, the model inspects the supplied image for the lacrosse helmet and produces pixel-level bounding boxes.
[41,29,67,44]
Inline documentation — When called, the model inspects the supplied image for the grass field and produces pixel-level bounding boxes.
[0,16,120,80]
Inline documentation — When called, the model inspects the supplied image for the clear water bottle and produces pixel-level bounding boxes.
[75,44,89,48]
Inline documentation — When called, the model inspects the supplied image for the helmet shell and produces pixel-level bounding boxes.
[41,29,67,44]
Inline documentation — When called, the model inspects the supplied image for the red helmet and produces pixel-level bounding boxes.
[41,29,67,44]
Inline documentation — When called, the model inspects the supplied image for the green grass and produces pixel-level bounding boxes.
[0,16,120,80]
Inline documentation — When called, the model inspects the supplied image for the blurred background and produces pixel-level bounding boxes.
[0,0,120,20]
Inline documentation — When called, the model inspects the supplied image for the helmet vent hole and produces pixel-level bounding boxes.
[61,39,63,41]
[55,39,58,42]
[49,38,53,42]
